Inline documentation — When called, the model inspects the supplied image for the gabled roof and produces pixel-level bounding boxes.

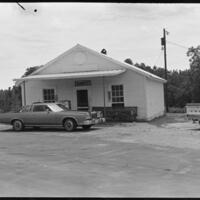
[24,43,166,83]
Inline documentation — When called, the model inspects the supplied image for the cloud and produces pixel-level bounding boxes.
[104,3,197,21]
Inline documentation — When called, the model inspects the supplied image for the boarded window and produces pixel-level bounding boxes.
[43,89,55,103]
[111,85,124,108]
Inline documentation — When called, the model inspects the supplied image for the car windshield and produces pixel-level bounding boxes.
[57,103,69,111]
[47,104,64,112]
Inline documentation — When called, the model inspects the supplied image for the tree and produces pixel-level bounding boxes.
[10,86,22,111]
[22,65,42,77]
[124,58,133,65]
[0,65,43,112]
[0,86,21,112]
[187,46,200,102]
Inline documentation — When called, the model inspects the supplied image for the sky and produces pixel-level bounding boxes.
[0,3,200,89]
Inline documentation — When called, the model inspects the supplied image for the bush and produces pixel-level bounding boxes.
[168,107,186,113]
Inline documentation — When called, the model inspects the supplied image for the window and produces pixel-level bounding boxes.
[32,105,51,112]
[111,85,124,108]
[43,89,55,103]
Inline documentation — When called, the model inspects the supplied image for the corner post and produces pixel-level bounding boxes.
[102,76,106,117]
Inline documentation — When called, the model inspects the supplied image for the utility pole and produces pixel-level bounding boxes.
[161,28,169,112]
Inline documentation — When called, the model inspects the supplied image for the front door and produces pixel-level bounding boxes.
[77,89,89,111]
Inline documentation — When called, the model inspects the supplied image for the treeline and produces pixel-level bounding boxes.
[0,66,41,112]
[0,86,21,112]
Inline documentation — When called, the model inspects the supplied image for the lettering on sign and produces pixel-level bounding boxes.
[75,80,91,87]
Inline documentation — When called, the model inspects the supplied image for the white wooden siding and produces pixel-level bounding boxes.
[145,77,165,120]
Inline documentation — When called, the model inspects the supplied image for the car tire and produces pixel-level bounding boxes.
[82,125,92,130]
[64,119,76,131]
[13,120,24,131]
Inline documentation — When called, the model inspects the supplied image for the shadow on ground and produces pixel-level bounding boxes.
[0,126,101,133]
[149,113,188,127]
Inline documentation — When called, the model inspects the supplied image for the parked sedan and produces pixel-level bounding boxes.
[0,102,105,131]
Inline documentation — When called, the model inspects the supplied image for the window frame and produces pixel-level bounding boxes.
[43,88,56,103]
[111,84,124,108]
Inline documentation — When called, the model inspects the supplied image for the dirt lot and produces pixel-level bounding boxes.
[1,113,200,197]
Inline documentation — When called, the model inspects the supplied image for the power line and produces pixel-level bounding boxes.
[166,40,188,49]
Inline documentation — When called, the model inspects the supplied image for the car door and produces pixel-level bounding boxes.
[24,104,56,125]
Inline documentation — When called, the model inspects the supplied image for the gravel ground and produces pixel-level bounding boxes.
[1,113,200,197]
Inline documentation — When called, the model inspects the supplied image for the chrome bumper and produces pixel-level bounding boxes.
[82,118,106,125]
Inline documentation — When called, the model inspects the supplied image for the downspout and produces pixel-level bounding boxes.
[102,76,106,117]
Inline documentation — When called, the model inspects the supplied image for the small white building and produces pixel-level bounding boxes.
[15,44,166,121]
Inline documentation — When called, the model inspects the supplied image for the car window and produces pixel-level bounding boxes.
[20,105,31,112]
[32,105,51,112]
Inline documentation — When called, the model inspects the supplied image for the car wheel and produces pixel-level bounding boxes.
[64,119,76,131]
[13,120,24,131]
[82,125,92,130]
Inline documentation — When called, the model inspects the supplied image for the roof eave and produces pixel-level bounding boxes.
[13,69,126,86]
[146,75,166,83]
